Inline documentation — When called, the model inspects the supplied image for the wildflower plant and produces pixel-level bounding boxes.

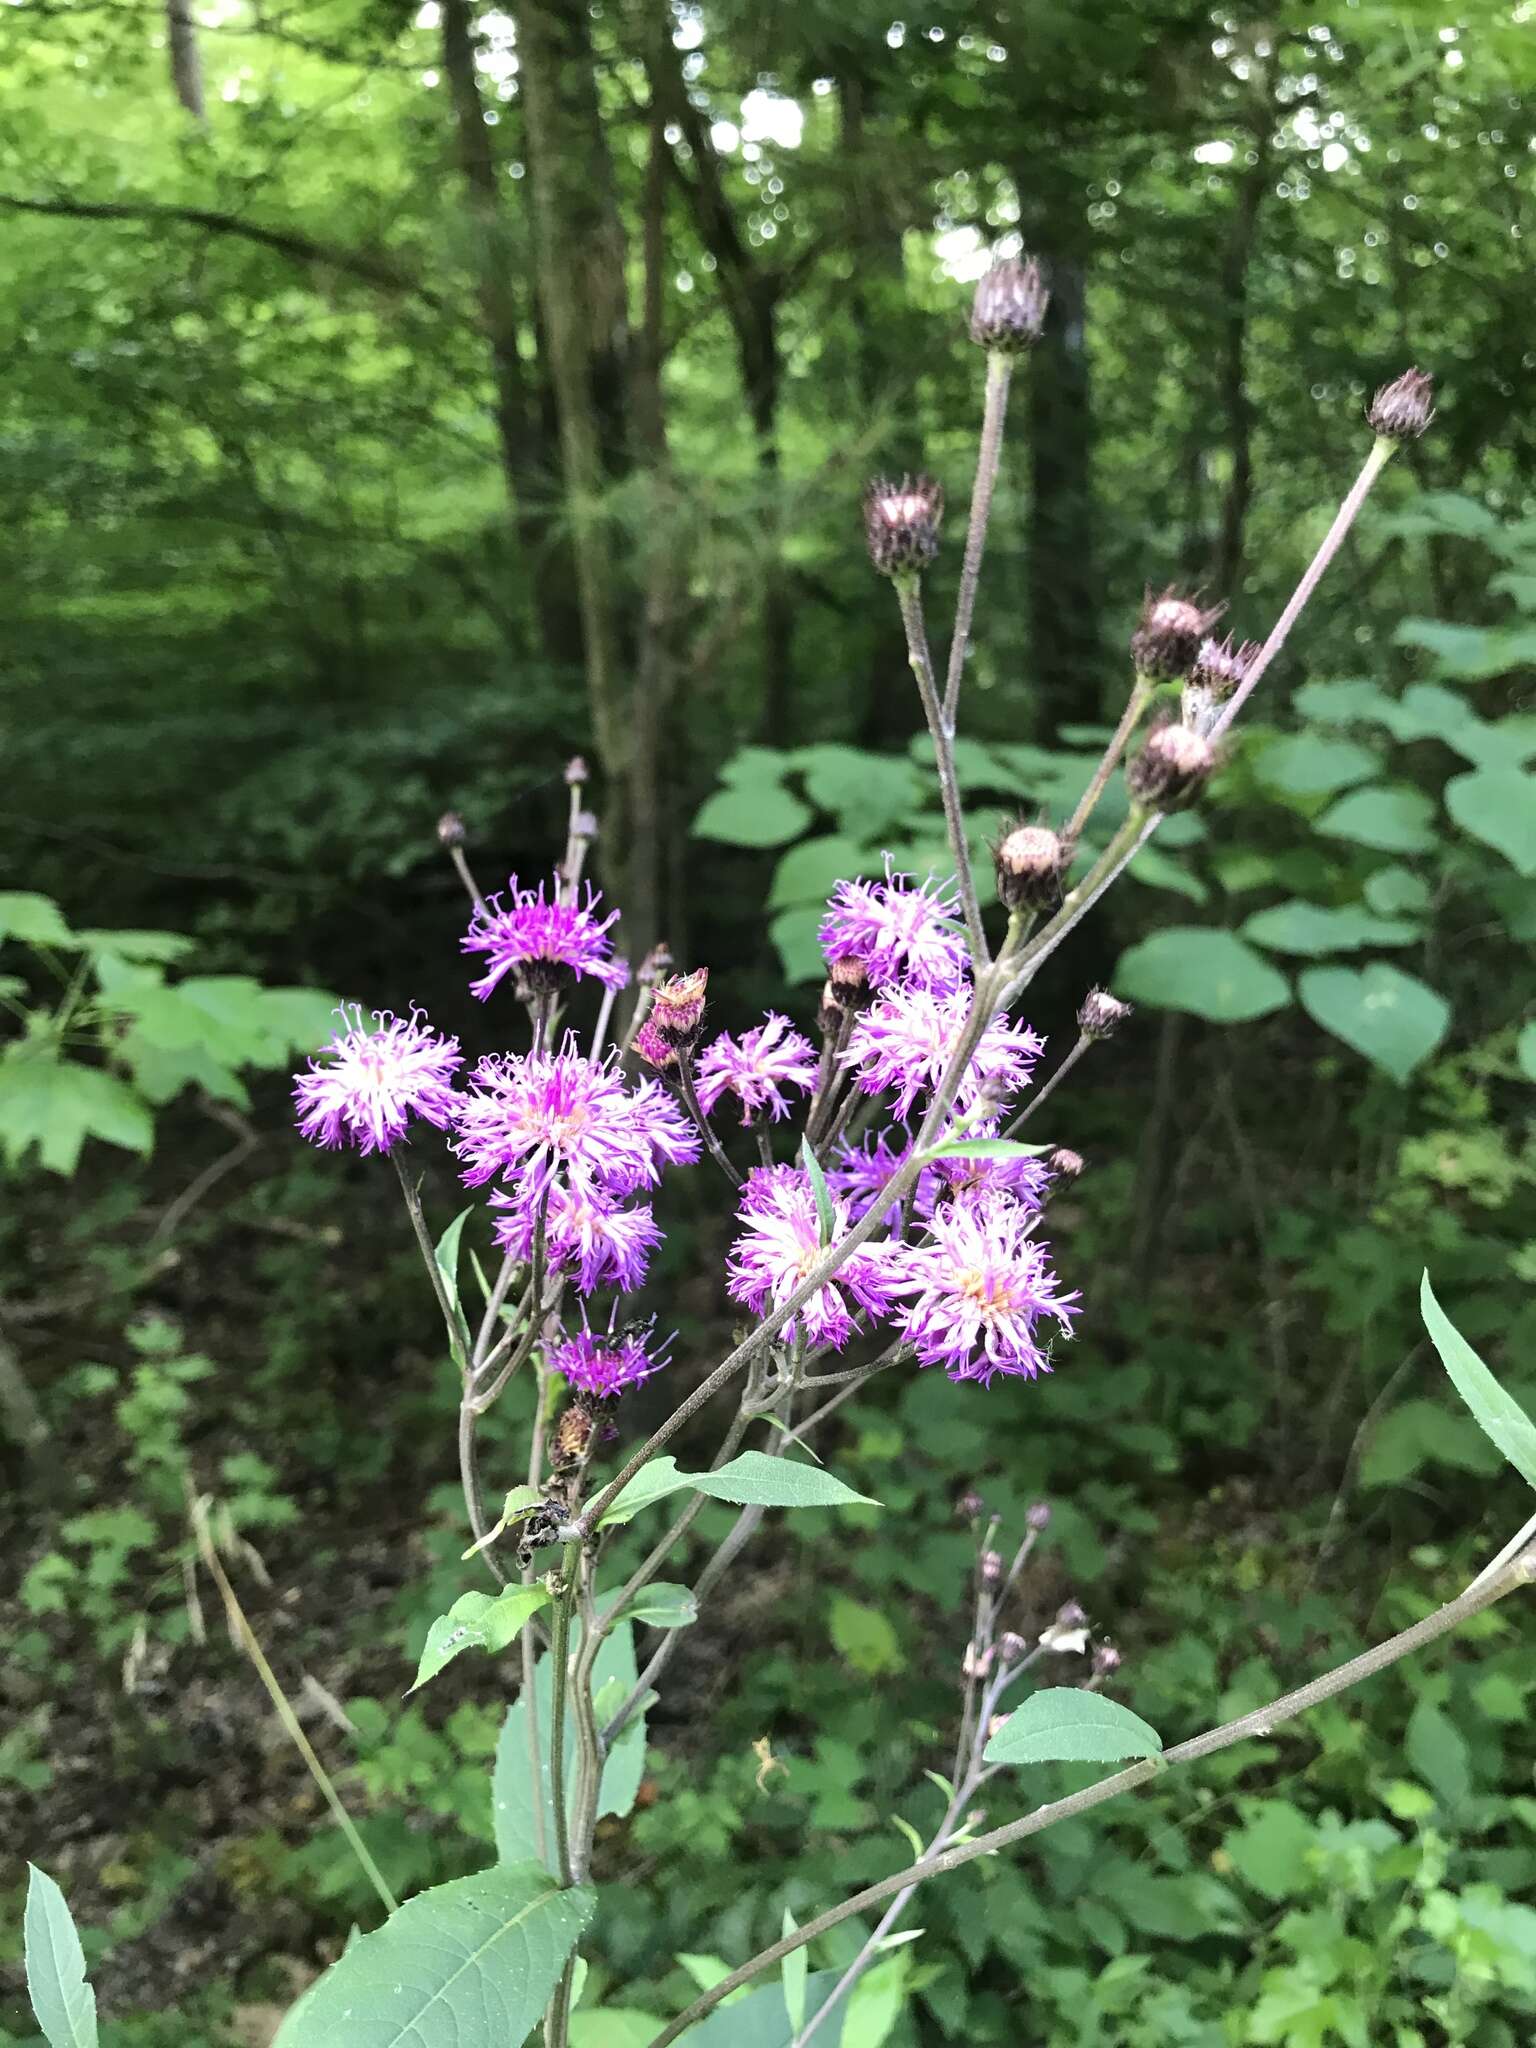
[31,272,1536,2048]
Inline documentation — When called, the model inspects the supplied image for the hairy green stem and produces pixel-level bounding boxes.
[1002,1031,1092,1140]
[942,350,1013,725]
[895,575,987,966]
[1066,673,1153,842]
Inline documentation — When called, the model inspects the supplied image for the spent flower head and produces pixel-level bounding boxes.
[1127,722,1217,812]
[863,474,944,578]
[993,822,1071,915]
[293,1006,461,1156]
[1130,588,1225,681]
[969,254,1049,353]
[463,873,628,1001]
[1367,367,1435,441]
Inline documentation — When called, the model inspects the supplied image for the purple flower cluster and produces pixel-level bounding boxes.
[891,1192,1078,1384]
[695,1012,817,1122]
[548,1314,668,1400]
[726,1165,895,1350]
[293,1006,461,1155]
[843,984,1042,1121]
[820,866,966,993]
[463,874,629,1002]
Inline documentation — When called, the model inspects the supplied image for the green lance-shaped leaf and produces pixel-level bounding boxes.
[494,1623,646,1872]
[677,1970,853,2046]
[984,1688,1163,1767]
[599,1450,877,1528]
[409,1585,552,1693]
[24,1866,98,2048]
[1421,1272,1536,1491]
[919,1138,1054,1163]
[272,1863,592,2048]
[800,1135,836,1246]
[781,1907,806,2034]
[434,1205,475,1321]
[612,1581,698,1630]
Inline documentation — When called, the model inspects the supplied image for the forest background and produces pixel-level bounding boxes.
[3,1,1536,2043]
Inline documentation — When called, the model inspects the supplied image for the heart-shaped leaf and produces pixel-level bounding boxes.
[984,1689,1163,1767]
[1298,963,1449,1083]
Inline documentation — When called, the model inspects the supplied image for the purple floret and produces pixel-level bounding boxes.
[293,1006,461,1156]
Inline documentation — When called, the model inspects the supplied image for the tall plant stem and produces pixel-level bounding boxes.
[1066,673,1152,842]
[548,1541,580,1887]
[894,576,987,966]
[675,1051,742,1186]
[942,350,1013,724]
[1002,1032,1091,1139]
[1214,436,1395,737]
[448,842,489,918]
[646,1538,1536,2047]
[392,1152,466,1366]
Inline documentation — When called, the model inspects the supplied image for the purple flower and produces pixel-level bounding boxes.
[890,1193,1078,1384]
[452,1043,697,1194]
[463,874,628,1002]
[695,1013,818,1123]
[843,985,1043,1121]
[492,1178,661,1295]
[820,867,967,993]
[930,1141,1053,1212]
[825,1127,933,1231]
[726,1165,894,1350]
[549,1314,669,1399]
[293,1006,461,1155]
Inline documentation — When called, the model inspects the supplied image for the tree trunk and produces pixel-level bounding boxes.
[166,0,205,120]
[1213,129,1270,598]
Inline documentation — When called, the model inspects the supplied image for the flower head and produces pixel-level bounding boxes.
[453,1042,697,1194]
[649,967,710,1048]
[549,1313,669,1400]
[969,255,1049,353]
[891,1193,1078,1384]
[992,822,1070,915]
[825,1127,933,1231]
[1130,588,1225,681]
[821,867,967,994]
[863,474,944,578]
[843,985,1043,1121]
[930,1142,1053,1212]
[726,1165,895,1350]
[293,1006,461,1155]
[1078,989,1133,1041]
[491,1178,661,1295]
[1367,367,1435,441]
[462,874,628,1001]
[695,1013,818,1123]
[1127,722,1216,812]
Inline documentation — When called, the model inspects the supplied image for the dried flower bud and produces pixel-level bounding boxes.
[863,474,944,578]
[1026,1501,1052,1531]
[1077,988,1132,1041]
[1367,367,1435,441]
[1127,722,1217,812]
[552,1402,595,1471]
[962,1639,993,1678]
[981,1549,1004,1586]
[993,821,1071,914]
[650,967,709,1048]
[826,952,873,1012]
[1191,634,1257,702]
[999,1630,1028,1662]
[564,754,589,785]
[1046,1147,1085,1179]
[1092,1641,1123,1678]
[1039,1601,1090,1655]
[632,1019,677,1073]
[1130,587,1225,680]
[969,254,1049,353]
[637,942,673,987]
[957,1488,985,1522]
[436,810,466,848]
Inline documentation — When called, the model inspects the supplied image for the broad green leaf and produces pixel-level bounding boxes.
[920,1138,1053,1163]
[1292,678,1397,726]
[0,1049,154,1176]
[801,1136,836,1246]
[409,1586,551,1693]
[1518,1022,1536,1083]
[678,1970,851,2046]
[1445,767,1536,876]
[782,1907,806,2034]
[1124,844,1207,902]
[434,1206,474,1322]
[984,1688,1163,1766]
[73,928,196,963]
[493,1624,644,1871]
[1241,902,1419,958]
[792,745,925,838]
[768,906,825,985]
[0,893,75,948]
[1421,1272,1536,1491]
[271,1864,592,2048]
[613,1581,698,1629]
[1255,733,1381,798]
[598,1455,692,1529]
[1363,865,1431,917]
[24,1866,98,2048]
[1297,964,1449,1083]
[1315,785,1438,854]
[1395,617,1525,681]
[843,1951,909,2048]
[1406,1697,1472,1811]
[828,1593,903,1675]
[1223,1802,1316,1902]
[570,2015,659,2048]
[693,785,813,848]
[769,835,869,910]
[696,1450,876,1510]
[1114,929,1290,1024]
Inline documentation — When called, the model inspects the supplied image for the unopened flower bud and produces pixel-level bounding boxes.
[1046,1147,1085,1179]
[564,754,589,786]
[638,942,673,987]
[552,1402,595,1470]
[1057,1600,1087,1627]
[993,821,1070,914]
[436,810,466,848]
[969,254,1049,353]
[1026,1501,1052,1531]
[826,952,873,1012]
[957,1488,985,1522]
[863,474,944,578]
[981,1549,1003,1586]
[1130,587,1224,681]
[1040,1601,1090,1654]
[1191,634,1257,702]
[999,1630,1027,1661]
[1127,723,1216,813]
[650,967,709,1048]
[1367,367,1434,441]
[1093,1641,1123,1678]
[632,1019,677,1073]
[1077,989,1132,1041]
